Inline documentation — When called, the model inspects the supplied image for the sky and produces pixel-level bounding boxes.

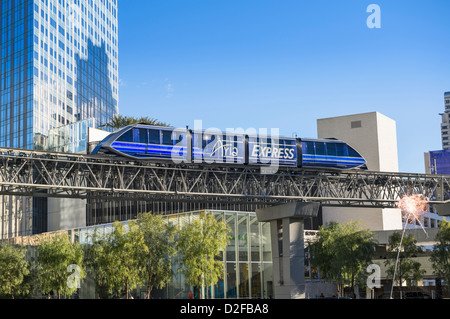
[116,0,450,174]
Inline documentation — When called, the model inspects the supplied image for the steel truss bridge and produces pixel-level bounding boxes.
[0,148,449,211]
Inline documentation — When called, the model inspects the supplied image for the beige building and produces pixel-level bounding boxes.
[317,111,399,172]
[316,112,402,231]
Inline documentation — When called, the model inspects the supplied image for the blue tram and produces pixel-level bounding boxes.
[91,123,367,170]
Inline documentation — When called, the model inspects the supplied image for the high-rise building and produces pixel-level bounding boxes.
[440,92,450,150]
[424,91,450,177]
[0,0,119,238]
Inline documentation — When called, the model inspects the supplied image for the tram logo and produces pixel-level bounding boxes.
[251,144,295,160]
[210,139,239,157]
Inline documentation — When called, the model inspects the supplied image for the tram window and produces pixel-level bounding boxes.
[336,143,347,156]
[203,134,216,148]
[303,142,315,155]
[224,135,237,148]
[326,143,337,156]
[348,146,360,158]
[258,137,271,147]
[315,142,326,155]
[133,128,148,144]
[281,139,292,151]
[162,130,173,145]
[173,132,184,145]
[117,130,132,142]
[149,129,160,144]
[140,129,148,144]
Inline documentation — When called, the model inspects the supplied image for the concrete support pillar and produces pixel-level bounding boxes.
[256,202,320,299]
[435,203,450,216]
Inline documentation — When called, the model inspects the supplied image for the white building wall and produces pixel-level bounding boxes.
[316,112,402,231]
[375,113,399,173]
[320,207,402,231]
[48,198,87,232]
[88,127,111,143]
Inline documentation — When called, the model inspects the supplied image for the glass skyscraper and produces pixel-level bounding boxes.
[0,0,119,238]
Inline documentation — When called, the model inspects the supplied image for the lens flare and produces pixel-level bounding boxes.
[397,194,428,215]
[397,194,429,229]
[390,194,430,298]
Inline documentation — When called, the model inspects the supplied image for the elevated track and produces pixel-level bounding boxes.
[0,147,448,209]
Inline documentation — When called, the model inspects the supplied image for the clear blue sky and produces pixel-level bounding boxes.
[117,0,450,174]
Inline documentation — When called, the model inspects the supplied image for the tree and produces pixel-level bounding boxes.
[36,233,85,299]
[85,229,117,299]
[136,212,177,299]
[101,114,170,130]
[430,218,450,293]
[309,221,376,297]
[177,213,231,299]
[385,231,425,293]
[86,218,173,299]
[107,221,146,299]
[0,244,30,299]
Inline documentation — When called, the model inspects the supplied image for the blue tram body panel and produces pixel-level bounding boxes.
[192,130,245,164]
[91,123,367,170]
[91,124,188,162]
[301,139,366,170]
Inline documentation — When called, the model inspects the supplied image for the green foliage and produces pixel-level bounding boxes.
[309,221,376,297]
[385,231,425,288]
[36,234,85,299]
[110,221,147,299]
[85,213,231,299]
[177,214,231,299]
[86,221,146,299]
[136,212,177,299]
[0,244,30,299]
[100,114,170,130]
[84,229,117,299]
[430,218,450,287]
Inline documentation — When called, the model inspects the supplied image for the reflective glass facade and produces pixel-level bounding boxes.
[164,210,273,299]
[429,150,450,175]
[1,0,118,151]
[76,210,273,299]
[0,0,34,149]
[0,0,118,238]
[48,117,94,153]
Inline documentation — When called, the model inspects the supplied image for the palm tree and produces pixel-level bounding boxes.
[100,115,170,130]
